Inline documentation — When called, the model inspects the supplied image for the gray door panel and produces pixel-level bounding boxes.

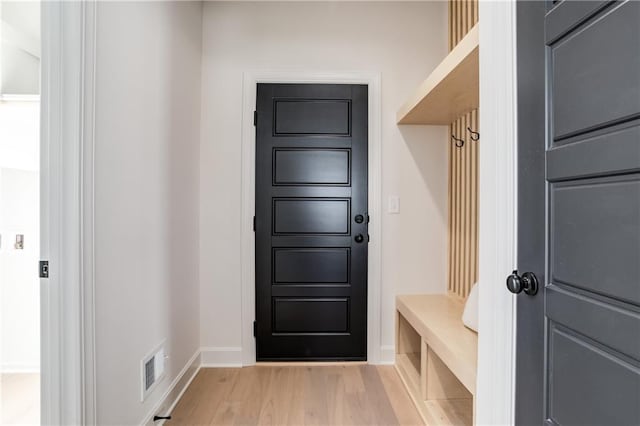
[551,1,640,139]
[546,121,640,181]
[550,176,640,304]
[546,286,640,361]
[545,0,610,44]
[548,325,640,426]
[516,1,640,424]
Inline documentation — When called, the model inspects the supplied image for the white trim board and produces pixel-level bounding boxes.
[201,347,243,368]
[0,364,40,374]
[476,2,518,425]
[140,349,202,426]
[240,71,383,365]
[40,2,97,425]
[0,94,40,102]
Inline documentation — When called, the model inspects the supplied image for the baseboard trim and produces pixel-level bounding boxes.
[379,345,396,365]
[0,364,40,374]
[140,349,201,426]
[200,346,243,367]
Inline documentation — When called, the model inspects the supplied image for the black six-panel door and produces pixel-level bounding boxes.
[255,84,368,361]
[516,1,640,424]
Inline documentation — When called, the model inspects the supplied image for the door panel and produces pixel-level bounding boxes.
[548,325,640,426]
[546,287,640,360]
[273,198,350,234]
[546,121,640,181]
[544,0,610,43]
[551,1,640,139]
[274,99,351,135]
[273,149,351,185]
[550,177,640,304]
[273,248,349,284]
[255,83,368,360]
[273,298,350,333]
[517,1,640,424]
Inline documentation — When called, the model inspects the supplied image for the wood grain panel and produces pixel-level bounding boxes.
[448,110,479,299]
[447,1,479,300]
[450,0,478,51]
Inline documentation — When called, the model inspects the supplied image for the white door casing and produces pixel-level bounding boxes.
[240,71,383,365]
[40,1,96,424]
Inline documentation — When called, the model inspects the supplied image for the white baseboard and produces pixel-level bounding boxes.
[200,346,243,367]
[140,349,201,426]
[1,364,40,374]
[378,345,396,365]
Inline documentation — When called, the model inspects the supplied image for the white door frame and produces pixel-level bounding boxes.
[240,71,383,365]
[476,2,518,425]
[40,1,96,424]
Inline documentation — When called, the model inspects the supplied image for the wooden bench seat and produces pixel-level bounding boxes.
[395,294,478,425]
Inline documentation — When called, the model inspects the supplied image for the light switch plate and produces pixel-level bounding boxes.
[388,195,400,214]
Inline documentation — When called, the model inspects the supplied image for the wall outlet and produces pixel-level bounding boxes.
[141,341,167,401]
[388,195,400,214]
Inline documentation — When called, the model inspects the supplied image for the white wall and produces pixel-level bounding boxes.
[0,100,40,372]
[93,2,202,424]
[199,2,449,362]
[0,1,41,95]
[0,101,40,171]
[0,168,40,372]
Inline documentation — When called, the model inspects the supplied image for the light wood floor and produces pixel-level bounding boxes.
[0,373,40,426]
[168,365,423,426]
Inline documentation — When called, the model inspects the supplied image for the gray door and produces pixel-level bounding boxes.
[514,1,640,424]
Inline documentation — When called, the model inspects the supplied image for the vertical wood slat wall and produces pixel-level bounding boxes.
[448,0,479,300]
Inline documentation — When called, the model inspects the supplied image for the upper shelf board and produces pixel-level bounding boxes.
[397,24,479,125]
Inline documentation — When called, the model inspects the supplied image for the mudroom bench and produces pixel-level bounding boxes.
[395,294,478,426]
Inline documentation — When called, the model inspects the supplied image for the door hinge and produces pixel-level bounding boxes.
[39,261,49,278]
[253,111,257,126]
[367,215,370,224]
[367,234,370,243]
[253,321,257,337]
[253,216,256,232]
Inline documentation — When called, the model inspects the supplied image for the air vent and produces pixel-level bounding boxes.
[145,357,156,391]
[141,341,166,401]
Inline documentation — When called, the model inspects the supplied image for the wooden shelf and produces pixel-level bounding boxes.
[397,24,479,125]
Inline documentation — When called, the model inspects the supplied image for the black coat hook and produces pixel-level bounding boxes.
[451,134,465,148]
[467,127,480,141]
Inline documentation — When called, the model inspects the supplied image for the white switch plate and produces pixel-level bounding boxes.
[388,195,400,214]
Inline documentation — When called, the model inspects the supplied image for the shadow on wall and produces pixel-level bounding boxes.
[399,125,448,225]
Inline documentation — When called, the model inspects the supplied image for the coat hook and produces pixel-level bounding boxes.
[467,127,480,141]
[451,134,465,148]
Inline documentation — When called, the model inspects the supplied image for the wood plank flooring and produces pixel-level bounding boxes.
[168,365,423,426]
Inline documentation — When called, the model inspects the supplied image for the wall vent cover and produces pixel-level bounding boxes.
[141,341,166,401]
[144,357,156,391]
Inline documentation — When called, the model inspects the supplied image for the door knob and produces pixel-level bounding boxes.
[354,234,364,243]
[506,270,539,296]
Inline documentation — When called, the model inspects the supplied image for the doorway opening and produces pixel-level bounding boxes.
[0,1,41,425]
